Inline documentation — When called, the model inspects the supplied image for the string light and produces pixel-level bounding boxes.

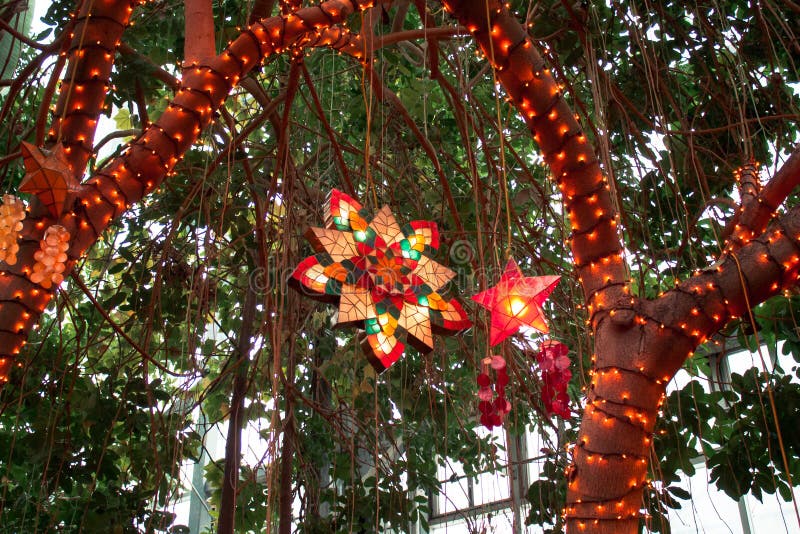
[2,5,798,533]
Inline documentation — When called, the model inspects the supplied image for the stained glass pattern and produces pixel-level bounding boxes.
[471,258,560,346]
[292,189,471,372]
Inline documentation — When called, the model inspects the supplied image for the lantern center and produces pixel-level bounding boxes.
[508,295,527,316]
[366,247,412,292]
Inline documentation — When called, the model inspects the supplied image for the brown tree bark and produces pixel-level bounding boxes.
[46,0,138,175]
[0,0,137,383]
[3,1,800,533]
[278,343,297,534]
[184,0,216,63]
[217,285,258,534]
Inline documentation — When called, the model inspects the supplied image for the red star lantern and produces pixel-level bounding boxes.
[19,142,79,219]
[471,258,560,346]
[291,189,471,372]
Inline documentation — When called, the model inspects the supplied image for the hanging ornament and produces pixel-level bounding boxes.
[30,225,70,289]
[534,340,571,418]
[471,257,560,346]
[0,195,27,265]
[477,354,510,430]
[291,189,471,372]
[19,141,79,219]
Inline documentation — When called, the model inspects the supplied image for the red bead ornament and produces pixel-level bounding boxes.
[477,354,511,430]
[30,225,70,289]
[534,340,571,418]
[471,257,560,346]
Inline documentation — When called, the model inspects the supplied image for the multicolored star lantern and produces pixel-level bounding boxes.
[290,189,471,372]
[471,258,560,346]
[19,142,79,219]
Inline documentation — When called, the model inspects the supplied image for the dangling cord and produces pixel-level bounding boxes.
[483,0,512,262]
[361,11,378,209]
[730,252,800,526]
[374,376,380,532]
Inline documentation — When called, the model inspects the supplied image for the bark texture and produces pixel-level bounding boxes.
[47,0,138,175]
[0,0,137,383]
[184,0,216,62]
[218,286,257,534]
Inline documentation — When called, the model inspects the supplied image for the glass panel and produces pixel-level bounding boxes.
[745,492,800,533]
[667,463,743,533]
[436,460,470,514]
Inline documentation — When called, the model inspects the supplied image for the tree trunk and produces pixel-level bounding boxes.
[4,2,800,533]
[46,0,137,175]
[0,0,136,384]
[278,369,295,534]
[444,1,800,532]
[184,0,216,63]
[218,285,257,534]
[564,320,684,532]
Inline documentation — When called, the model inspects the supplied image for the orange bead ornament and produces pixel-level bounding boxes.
[30,225,70,289]
[0,195,27,265]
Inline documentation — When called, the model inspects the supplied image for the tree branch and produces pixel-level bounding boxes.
[722,145,800,253]
[47,0,138,176]
[184,0,216,63]
[217,284,258,534]
[441,0,629,306]
[0,0,379,385]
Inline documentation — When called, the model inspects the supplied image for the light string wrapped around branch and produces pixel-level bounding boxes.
[47,0,139,175]
[0,0,141,384]
[441,0,628,305]
[0,0,380,385]
[439,2,800,532]
[722,148,800,255]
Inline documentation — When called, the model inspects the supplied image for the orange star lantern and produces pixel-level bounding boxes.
[471,258,560,346]
[291,189,471,373]
[19,142,79,219]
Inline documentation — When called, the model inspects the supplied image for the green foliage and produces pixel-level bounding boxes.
[706,369,800,502]
[0,0,34,81]
[1,0,800,532]
[525,456,567,533]
[0,332,196,532]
